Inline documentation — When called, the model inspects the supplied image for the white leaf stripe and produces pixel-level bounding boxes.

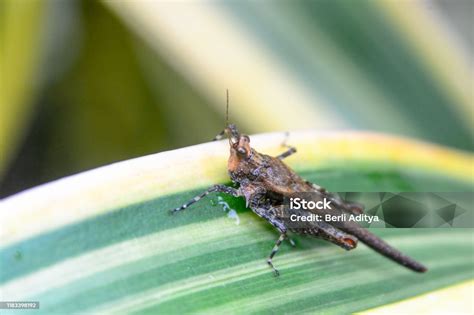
[1,215,259,299]
[3,228,471,313]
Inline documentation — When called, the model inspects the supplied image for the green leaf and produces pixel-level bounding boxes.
[1,131,473,314]
[106,0,473,150]
[0,0,46,176]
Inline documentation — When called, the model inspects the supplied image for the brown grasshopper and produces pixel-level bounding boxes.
[171,94,427,276]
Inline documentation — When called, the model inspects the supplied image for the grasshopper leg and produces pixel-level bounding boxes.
[251,204,289,276]
[314,220,358,250]
[267,233,287,277]
[345,202,365,215]
[212,129,226,141]
[277,147,297,160]
[243,187,293,275]
[171,185,240,213]
[276,132,297,160]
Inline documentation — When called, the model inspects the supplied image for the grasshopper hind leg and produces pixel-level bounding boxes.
[311,221,358,250]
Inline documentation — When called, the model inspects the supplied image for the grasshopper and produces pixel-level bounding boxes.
[171,94,427,276]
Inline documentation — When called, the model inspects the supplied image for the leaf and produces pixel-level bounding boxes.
[18,0,223,184]
[0,0,46,176]
[0,131,473,314]
[106,0,473,150]
[0,0,224,196]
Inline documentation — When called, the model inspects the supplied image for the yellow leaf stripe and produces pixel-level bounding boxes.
[361,280,474,315]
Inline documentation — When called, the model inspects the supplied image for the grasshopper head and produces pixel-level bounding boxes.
[212,92,255,175]
[214,124,253,174]
[224,124,252,158]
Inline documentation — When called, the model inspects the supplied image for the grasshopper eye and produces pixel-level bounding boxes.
[237,147,247,157]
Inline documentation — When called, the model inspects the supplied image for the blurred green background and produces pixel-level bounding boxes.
[1,0,472,197]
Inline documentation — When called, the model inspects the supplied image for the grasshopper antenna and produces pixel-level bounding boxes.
[226,89,229,127]
[212,90,229,141]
